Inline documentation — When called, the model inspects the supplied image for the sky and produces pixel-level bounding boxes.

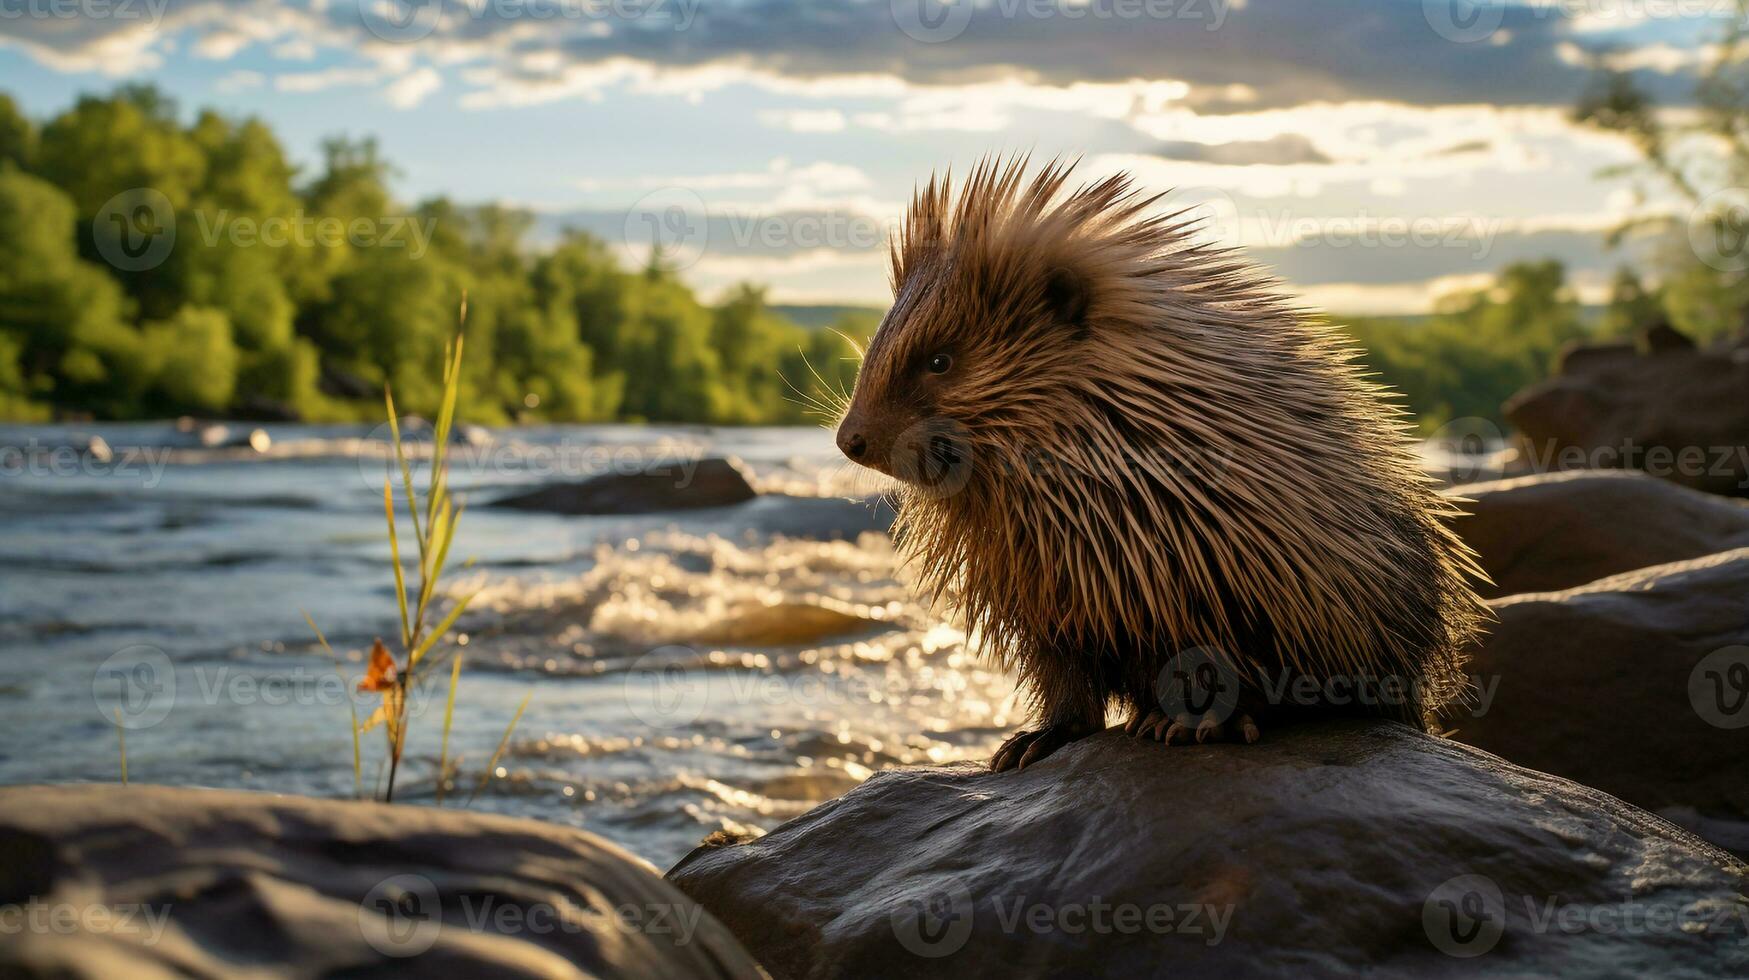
[0,0,1728,312]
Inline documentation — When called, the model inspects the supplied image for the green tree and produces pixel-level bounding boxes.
[1574,4,1749,343]
[1596,265,1665,339]
[0,170,140,415]
[0,93,35,172]
[143,306,239,413]
[1343,261,1585,430]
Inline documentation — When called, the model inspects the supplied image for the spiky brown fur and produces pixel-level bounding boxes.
[837,157,1491,766]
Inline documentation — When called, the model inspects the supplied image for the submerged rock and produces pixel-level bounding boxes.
[490,457,757,515]
[0,784,766,979]
[1458,548,1749,856]
[1450,470,1749,597]
[669,721,1747,979]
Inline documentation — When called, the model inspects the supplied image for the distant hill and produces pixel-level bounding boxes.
[770,305,885,330]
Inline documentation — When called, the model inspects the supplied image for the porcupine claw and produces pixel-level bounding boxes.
[991,723,1090,771]
[1124,709,1171,740]
[1126,708,1263,745]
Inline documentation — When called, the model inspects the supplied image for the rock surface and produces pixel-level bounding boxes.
[0,784,766,980]
[1450,470,1749,597]
[490,457,757,515]
[669,722,1747,979]
[1457,548,1749,855]
[1502,329,1749,497]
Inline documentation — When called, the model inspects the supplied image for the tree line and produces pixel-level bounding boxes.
[0,85,868,425]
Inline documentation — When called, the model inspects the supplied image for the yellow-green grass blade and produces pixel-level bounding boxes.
[437,653,463,805]
[412,495,453,640]
[304,609,363,799]
[425,499,462,604]
[410,590,474,671]
[427,337,465,533]
[468,690,531,806]
[384,387,427,564]
[383,482,411,651]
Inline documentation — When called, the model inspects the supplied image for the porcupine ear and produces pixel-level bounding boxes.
[1043,265,1091,341]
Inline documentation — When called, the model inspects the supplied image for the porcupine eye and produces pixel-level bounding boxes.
[926,353,952,374]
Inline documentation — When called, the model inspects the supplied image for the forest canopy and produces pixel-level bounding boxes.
[0,85,868,425]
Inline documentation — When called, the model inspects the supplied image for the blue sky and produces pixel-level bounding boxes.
[0,0,1726,310]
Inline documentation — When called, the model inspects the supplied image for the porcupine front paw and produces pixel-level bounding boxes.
[1124,707,1262,745]
[990,722,1094,771]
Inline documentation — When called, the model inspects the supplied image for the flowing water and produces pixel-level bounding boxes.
[0,422,1026,871]
[0,421,1508,871]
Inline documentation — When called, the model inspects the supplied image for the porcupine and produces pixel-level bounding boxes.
[834,158,1491,770]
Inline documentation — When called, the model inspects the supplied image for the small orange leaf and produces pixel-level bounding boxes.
[358,639,399,693]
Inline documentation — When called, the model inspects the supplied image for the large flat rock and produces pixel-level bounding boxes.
[1449,470,1749,597]
[668,722,1747,979]
[0,784,767,979]
[1458,548,1749,854]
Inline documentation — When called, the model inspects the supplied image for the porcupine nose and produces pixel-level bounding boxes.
[840,430,868,460]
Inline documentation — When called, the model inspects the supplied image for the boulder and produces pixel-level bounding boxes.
[1502,328,1749,497]
[490,457,757,515]
[1449,470,1749,597]
[1456,548,1749,856]
[669,722,1747,979]
[0,784,766,980]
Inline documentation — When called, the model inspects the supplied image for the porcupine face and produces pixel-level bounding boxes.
[834,248,1093,493]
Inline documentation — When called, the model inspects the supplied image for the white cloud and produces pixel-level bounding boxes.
[272,37,318,61]
[194,29,253,60]
[216,69,265,93]
[384,66,443,109]
[1299,273,1497,316]
[757,109,847,133]
[276,66,381,93]
[578,158,873,197]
